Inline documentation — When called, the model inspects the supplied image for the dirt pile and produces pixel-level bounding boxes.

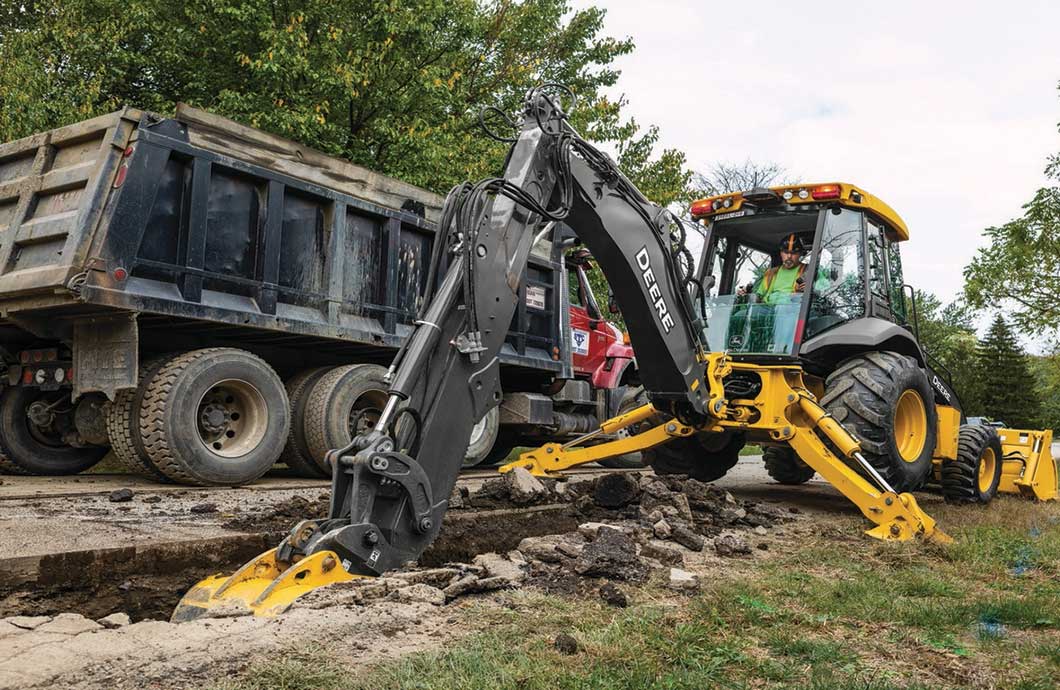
[222,494,330,535]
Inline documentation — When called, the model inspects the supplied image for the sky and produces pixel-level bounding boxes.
[572,0,1060,309]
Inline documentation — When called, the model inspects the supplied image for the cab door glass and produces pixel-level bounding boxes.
[887,239,907,324]
[867,218,891,318]
[806,208,865,339]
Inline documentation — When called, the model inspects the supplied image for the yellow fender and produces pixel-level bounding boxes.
[997,429,1058,501]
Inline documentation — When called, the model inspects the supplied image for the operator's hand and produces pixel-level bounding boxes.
[736,285,747,297]
[794,277,806,293]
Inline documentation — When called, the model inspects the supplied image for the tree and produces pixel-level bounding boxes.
[964,82,1060,334]
[1028,347,1060,433]
[906,290,980,410]
[690,160,791,198]
[0,0,693,202]
[973,315,1043,429]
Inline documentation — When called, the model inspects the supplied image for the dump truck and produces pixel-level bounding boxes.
[0,105,637,484]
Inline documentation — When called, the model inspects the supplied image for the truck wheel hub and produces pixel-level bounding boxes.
[196,380,268,458]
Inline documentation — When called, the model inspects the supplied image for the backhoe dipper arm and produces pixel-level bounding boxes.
[284,88,712,576]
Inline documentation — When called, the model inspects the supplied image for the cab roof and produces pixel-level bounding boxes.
[690,182,909,241]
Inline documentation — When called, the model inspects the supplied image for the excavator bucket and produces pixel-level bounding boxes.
[172,548,360,622]
[997,429,1058,501]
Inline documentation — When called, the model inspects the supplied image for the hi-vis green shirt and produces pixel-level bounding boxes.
[754,264,810,305]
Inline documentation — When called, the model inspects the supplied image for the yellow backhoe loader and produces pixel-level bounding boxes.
[174,86,1056,621]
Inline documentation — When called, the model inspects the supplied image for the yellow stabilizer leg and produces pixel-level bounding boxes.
[998,428,1058,501]
[172,548,361,622]
[499,403,697,477]
[788,394,952,545]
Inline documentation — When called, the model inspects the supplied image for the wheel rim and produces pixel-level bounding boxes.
[197,379,268,458]
[346,389,388,438]
[24,392,72,449]
[978,446,997,493]
[893,389,928,463]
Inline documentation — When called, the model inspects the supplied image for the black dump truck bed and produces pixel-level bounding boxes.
[0,105,566,400]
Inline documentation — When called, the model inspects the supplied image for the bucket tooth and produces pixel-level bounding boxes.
[172,549,360,622]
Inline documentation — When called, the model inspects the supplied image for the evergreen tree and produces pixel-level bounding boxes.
[973,315,1043,428]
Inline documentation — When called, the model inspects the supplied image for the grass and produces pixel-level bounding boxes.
[213,497,1060,690]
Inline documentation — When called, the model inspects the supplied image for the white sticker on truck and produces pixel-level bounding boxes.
[572,328,590,356]
[526,285,546,310]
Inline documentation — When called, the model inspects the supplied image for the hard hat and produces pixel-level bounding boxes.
[779,234,807,253]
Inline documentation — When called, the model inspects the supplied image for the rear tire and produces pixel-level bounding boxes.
[821,351,936,493]
[941,424,1003,504]
[139,348,289,486]
[303,364,390,472]
[763,446,815,485]
[644,429,745,482]
[280,367,331,478]
[105,353,177,481]
[0,387,107,475]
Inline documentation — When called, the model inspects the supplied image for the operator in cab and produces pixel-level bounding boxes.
[738,234,812,304]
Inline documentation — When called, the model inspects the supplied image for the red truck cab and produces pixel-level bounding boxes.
[566,249,634,388]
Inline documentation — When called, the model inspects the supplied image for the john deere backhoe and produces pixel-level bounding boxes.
[173,86,1055,621]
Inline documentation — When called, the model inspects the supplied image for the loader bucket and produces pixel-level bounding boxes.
[172,548,360,622]
[997,429,1058,502]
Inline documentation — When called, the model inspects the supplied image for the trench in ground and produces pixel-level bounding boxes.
[0,504,578,622]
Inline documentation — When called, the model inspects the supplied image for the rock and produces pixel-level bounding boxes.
[517,535,565,563]
[5,616,50,631]
[395,584,446,606]
[36,613,102,635]
[667,567,700,591]
[108,488,134,503]
[507,550,528,566]
[592,473,641,508]
[652,519,672,539]
[555,541,584,559]
[506,467,547,505]
[573,527,648,582]
[670,524,706,552]
[717,505,747,523]
[753,525,768,536]
[189,502,218,514]
[97,612,131,629]
[599,582,628,608]
[473,576,513,593]
[553,481,569,498]
[142,495,162,504]
[442,575,481,599]
[473,552,527,584]
[640,541,683,566]
[714,532,752,557]
[643,508,664,524]
[554,632,579,655]
[757,542,769,551]
[390,567,462,589]
[578,522,624,540]
[448,488,465,510]
[643,480,671,498]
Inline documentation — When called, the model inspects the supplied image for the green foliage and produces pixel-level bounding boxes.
[974,315,1043,428]
[0,0,692,201]
[964,82,1060,335]
[1028,347,1060,432]
[906,290,980,409]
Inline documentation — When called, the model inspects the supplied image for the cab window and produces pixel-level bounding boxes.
[805,208,865,338]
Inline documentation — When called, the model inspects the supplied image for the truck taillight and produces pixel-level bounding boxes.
[113,164,129,188]
[622,332,630,345]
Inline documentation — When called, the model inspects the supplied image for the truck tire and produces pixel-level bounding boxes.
[941,424,1003,504]
[138,348,289,486]
[643,429,745,483]
[303,364,390,472]
[0,387,107,475]
[821,351,936,493]
[463,406,501,468]
[600,386,648,469]
[763,446,815,485]
[280,367,331,478]
[105,353,178,481]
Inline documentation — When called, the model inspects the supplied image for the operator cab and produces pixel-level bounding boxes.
[691,183,910,363]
